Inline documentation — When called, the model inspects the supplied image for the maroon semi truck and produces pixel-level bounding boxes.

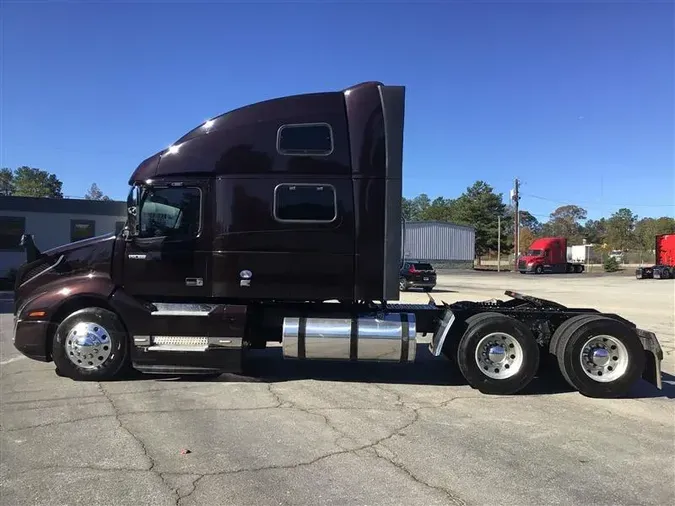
[11,81,663,398]
[635,234,675,280]
[518,237,585,274]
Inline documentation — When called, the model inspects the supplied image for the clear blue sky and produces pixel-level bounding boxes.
[2,1,673,222]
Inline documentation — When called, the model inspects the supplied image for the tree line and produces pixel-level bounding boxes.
[0,166,110,201]
[403,181,675,257]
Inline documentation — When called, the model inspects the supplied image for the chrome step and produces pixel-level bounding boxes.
[151,302,217,317]
[133,335,242,352]
[151,310,210,316]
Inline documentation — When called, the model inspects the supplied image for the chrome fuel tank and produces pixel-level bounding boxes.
[282,313,416,362]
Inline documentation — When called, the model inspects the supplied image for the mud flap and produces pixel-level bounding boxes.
[636,328,663,389]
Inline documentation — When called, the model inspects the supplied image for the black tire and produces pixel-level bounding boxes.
[52,307,129,381]
[456,313,540,395]
[566,264,574,273]
[574,264,583,273]
[441,312,504,363]
[660,268,671,279]
[549,314,598,357]
[556,315,645,398]
[534,265,544,274]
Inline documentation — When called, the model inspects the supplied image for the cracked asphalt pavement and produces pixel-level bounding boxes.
[1,272,674,505]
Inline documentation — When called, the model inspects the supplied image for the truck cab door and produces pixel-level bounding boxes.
[122,183,209,298]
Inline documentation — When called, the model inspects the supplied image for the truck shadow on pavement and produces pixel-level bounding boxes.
[131,344,674,399]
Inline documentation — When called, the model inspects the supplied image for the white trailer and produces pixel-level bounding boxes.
[567,244,592,264]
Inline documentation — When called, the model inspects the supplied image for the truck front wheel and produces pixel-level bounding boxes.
[456,313,540,395]
[555,315,644,398]
[534,265,544,274]
[51,307,129,381]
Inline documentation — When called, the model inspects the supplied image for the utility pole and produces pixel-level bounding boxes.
[512,178,520,270]
[497,215,501,273]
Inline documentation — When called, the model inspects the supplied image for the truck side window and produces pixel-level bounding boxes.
[274,184,336,223]
[138,187,201,238]
[277,123,333,156]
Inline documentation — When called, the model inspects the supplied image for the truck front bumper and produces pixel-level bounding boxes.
[13,317,51,362]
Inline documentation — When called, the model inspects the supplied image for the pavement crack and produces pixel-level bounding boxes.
[373,446,467,506]
[266,384,356,448]
[266,383,286,407]
[177,475,206,506]
[98,383,155,472]
[368,385,467,505]
[1,393,105,405]
[4,414,116,431]
[98,382,182,501]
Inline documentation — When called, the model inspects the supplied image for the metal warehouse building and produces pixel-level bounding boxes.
[403,221,475,264]
[0,196,127,277]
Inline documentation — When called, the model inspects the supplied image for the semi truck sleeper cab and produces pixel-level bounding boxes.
[12,81,663,399]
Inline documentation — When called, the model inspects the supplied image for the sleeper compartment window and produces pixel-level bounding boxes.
[277,123,334,156]
[274,184,337,223]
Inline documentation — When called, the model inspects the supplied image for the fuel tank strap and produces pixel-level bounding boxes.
[349,312,358,361]
[297,316,307,359]
[400,313,410,362]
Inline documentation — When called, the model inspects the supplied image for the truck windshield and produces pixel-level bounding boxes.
[527,249,543,256]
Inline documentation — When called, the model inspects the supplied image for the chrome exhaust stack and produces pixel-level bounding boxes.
[282,313,416,362]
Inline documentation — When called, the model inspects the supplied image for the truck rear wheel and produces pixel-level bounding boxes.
[52,307,129,381]
[555,315,645,398]
[456,313,540,395]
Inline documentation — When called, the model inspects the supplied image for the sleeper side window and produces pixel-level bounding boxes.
[274,184,337,223]
[277,123,333,156]
[138,186,201,238]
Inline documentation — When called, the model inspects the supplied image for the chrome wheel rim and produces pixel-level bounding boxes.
[65,322,113,369]
[579,335,628,382]
[474,332,524,380]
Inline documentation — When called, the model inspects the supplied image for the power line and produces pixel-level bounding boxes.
[522,192,675,208]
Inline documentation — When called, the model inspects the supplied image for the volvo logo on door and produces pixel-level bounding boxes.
[240,270,252,287]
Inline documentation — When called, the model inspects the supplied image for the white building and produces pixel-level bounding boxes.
[403,221,475,264]
[0,196,127,277]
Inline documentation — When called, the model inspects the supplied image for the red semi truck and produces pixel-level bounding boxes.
[635,234,675,280]
[518,237,585,274]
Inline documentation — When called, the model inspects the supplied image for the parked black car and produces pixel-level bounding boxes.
[399,261,436,291]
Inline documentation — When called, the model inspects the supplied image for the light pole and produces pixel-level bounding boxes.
[497,215,501,272]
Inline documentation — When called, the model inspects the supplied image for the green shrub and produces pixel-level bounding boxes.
[603,256,620,273]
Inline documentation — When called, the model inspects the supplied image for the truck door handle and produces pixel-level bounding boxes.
[185,278,204,287]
